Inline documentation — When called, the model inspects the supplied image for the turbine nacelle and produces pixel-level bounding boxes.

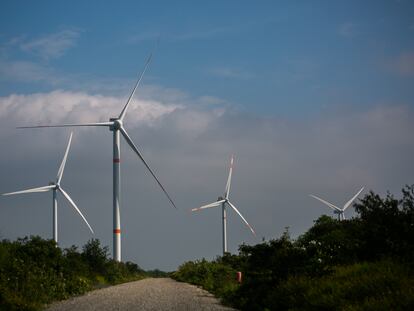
[49,181,59,189]
[109,118,122,131]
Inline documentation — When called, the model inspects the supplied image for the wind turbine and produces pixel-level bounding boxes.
[1,132,94,243]
[309,187,364,221]
[192,156,255,255]
[17,52,176,262]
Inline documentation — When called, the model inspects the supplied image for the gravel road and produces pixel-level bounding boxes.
[45,278,237,311]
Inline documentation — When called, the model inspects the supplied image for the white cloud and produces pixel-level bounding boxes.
[0,88,413,270]
[0,29,80,87]
[20,29,80,60]
[0,90,181,127]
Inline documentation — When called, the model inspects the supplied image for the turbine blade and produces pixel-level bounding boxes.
[56,132,73,184]
[2,185,54,196]
[191,200,226,212]
[17,122,113,129]
[118,51,154,121]
[224,155,234,199]
[309,194,341,212]
[343,187,365,211]
[227,201,256,236]
[120,127,177,209]
[59,188,94,234]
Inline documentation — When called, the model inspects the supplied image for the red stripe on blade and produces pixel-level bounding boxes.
[113,229,121,234]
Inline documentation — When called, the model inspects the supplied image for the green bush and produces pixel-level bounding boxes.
[173,186,414,311]
[0,237,146,311]
[277,260,414,311]
[173,258,239,300]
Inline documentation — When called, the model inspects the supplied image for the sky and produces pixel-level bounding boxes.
[0,1,413,271]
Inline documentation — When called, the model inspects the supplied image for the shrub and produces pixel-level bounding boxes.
[277,260,414,311]
[0,237,146,311]
[173,186,414,311]
[172,258,239,300]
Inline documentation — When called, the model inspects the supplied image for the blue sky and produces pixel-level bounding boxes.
[0,1,413,270]
[2,1,413,115]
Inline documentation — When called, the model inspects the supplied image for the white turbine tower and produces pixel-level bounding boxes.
[1,132,94,243]
[309,187,364,221]
[192,156,256,255]
[18,53,176,262]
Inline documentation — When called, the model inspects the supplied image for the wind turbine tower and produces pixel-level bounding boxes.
[17,53,176,261]
[192,155,256,255]
[1,132,94,242]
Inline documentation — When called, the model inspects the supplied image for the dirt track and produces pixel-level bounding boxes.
[45,278,236,311]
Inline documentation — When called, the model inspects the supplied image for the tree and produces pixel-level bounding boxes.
[354,185,414,261]
[81,239,109,275]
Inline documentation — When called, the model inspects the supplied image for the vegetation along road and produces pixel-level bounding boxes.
[45,278,236,311]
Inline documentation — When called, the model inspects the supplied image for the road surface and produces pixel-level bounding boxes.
[45,278,236,311]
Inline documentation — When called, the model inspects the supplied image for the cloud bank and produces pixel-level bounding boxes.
[0,90,180,126]
[0,89,413,271]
